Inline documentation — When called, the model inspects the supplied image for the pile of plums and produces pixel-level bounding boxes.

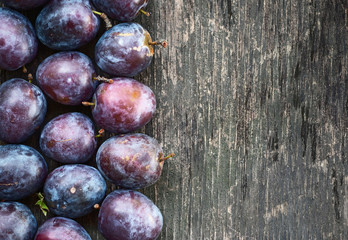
[0,0,172,239]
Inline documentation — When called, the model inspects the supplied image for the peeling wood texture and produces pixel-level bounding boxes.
[1,0,348,239]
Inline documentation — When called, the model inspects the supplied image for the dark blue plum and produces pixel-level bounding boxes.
[98,190,163,240]
[0,145,48,201]
[92,0,149,22]
[88,78,156,134]
[97,133,168,189]
[0,78,47,143]
[40,112,97,164]
[0,202,37,240]
[44,164,107,218]
[95,23,165,77]
[34,217,91,240]
[36,51,97,105]
[36,0,100,50]
[0,8,38,71]
[0,0,50,10]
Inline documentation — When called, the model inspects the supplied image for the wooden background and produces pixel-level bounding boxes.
[1,0,348,239]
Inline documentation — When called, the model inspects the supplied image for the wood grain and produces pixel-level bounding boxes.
[1,0,347,239]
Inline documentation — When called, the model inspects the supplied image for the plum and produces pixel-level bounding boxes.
[40,112,97,164]
[84,77,156,134]
[36,0,100,50]
[0,202,37,240]
[96,133,173,189]
[95,22,166,77]
[92,0,149,22]
[0,144,48,201]
[34,217,91,240]
[0,8,38,71]
[0,78,47,143]
[98,190,163,240]
[44,164,106,218]
[36,51,97,105]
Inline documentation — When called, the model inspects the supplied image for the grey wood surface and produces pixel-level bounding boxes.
[1,0,348,239]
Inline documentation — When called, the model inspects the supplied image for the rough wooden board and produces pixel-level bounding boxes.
[1,0,348,239]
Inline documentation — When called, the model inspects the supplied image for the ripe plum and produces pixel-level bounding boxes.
[84,78,156,134]
[96,133,173,189]
[0,144,48,201]
[34,217,91,240]
[0,0,50,10]
[44,164,106,218]
[95,22,166,77]
[92,0,149,22]
[36,0,100,50]
[0,202,37,240]
[36,51,97,105]
[0,78,47,143]
[0,8,38,71]
[40,112,97,164]
[98,190,163,240]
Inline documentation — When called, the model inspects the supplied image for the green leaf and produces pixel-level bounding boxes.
[35,192,49,216]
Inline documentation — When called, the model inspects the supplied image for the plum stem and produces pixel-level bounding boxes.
[22,65,28,73]
[0,182,18,186]
[93,75,113,84]
[28,73,33,83]
[148,40,167,48]
[94,204,100,209]
[35,192,49,216]
[92,10,112,30]
[82,101,95,106]
[22,65,33,83]
[158,153,175,162]
[95,129,105,138]
[139,9,150,17]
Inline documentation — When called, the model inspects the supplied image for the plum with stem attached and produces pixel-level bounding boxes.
[95,22,167,77]
[96,133,174,189]
[36,0,100,50]
[83,78,156,134]
[92,0,150,22]
[36,51,99,105]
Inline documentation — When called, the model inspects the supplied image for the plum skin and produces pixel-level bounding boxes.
[35,0,100,50]
[92,0,149,22]
[0,144,48,201]
[96,133,164,189]
[44,164,107,218]
[0,78,47,143]
[34,217,91,240]
[95,22,154,77]
[90,77,156,134]
[98,190,163,240]
[0,202,37,240]
[0,0,50,10]
[36,51,97,105]
[0,8,38,71]
[40,112,97,164]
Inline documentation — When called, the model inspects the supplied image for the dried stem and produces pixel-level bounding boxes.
[95,129,105,138]
[93,10,112,30]
[82,101,95,106]
[148,40,167,48]
[139,9,150,17]
[158,153,175,162]
[93,75,113,83]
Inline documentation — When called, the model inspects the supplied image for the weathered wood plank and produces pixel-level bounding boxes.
[0,0,347,239]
